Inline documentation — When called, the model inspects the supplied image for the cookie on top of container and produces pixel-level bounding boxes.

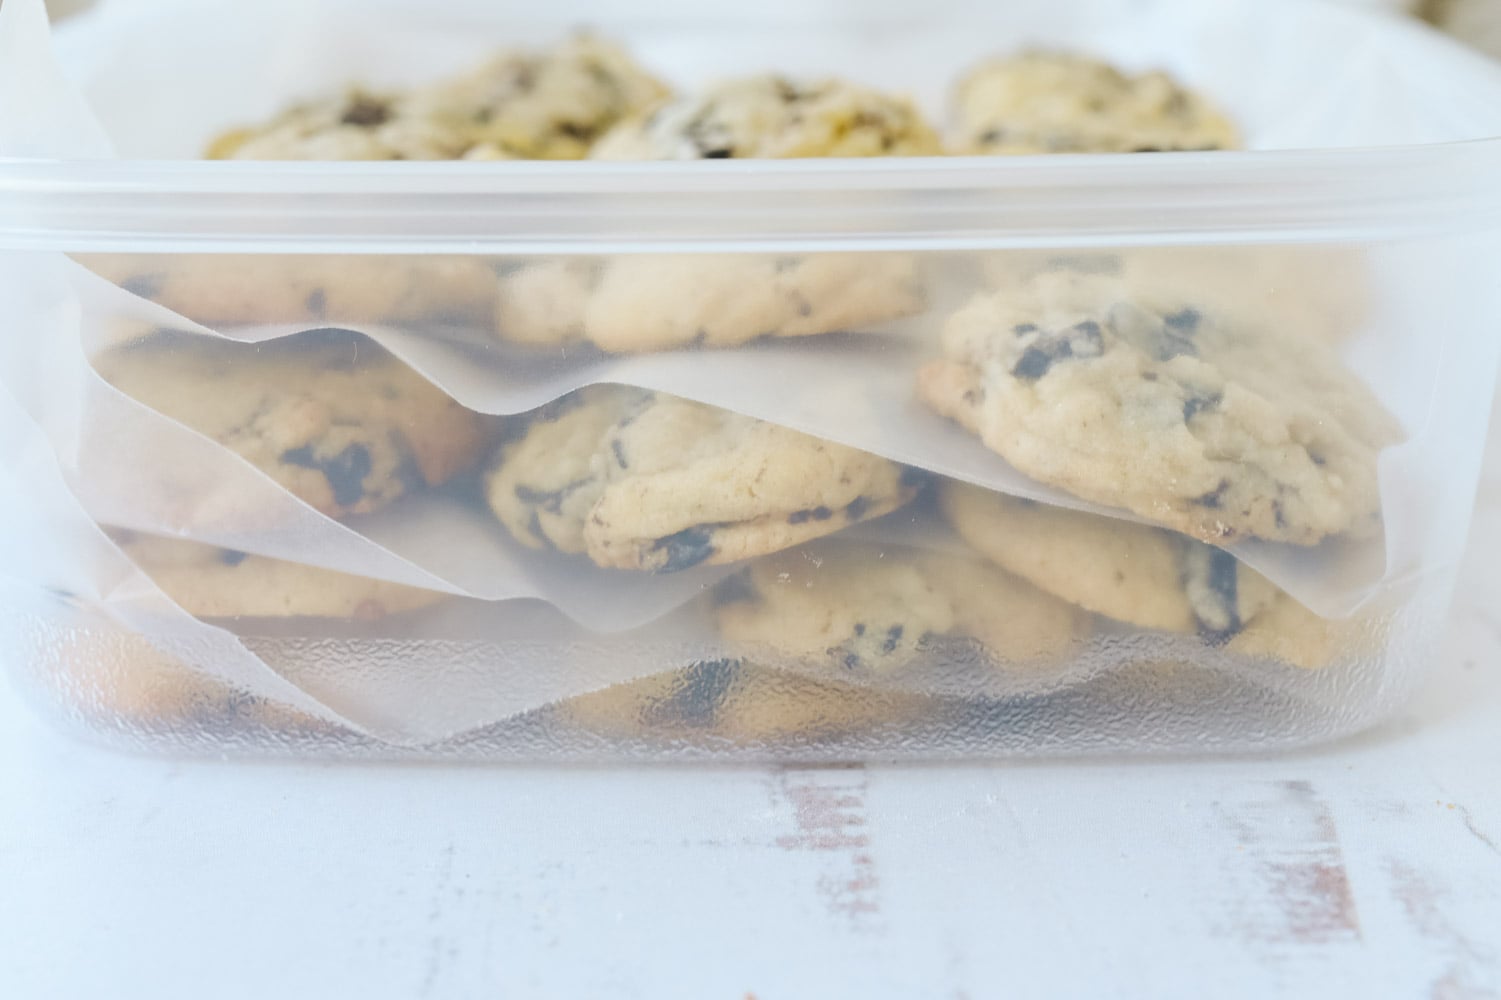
[493,73,942,354]
[952,50,1239,155]
[208,34,670,161]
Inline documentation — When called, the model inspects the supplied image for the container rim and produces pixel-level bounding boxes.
[3,139,1501,253]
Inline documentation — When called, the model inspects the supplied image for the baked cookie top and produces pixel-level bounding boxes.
[208,36,668,161]
[113,532,445,620]
[953,50,1239,155]
[591,73,943,160]
[940,481,1279,640]
[918,271,1400,545]
[713,538,1089,675]
[485,386,924,572]
[97,331,491,519]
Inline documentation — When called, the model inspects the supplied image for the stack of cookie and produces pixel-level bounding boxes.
[69,36,1400,747]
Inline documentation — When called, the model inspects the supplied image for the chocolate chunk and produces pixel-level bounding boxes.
[651,526,717,572]
[844,496,870,522]
[1196,548,1244,643]
[645,659,737,728]
[1011,321,1104,381]
[305,289,327,318]
[853,623,866,636]
[1182,392,1222,423]
[280,443,373,508]
[1155,310,1201,360]
[340,95,391,128]
[701,148,733,159]
[809,506,833,522]
[1012,346,1054,380]
[1193,479,1230,509]
[217,549,249,567]
[881,624,904,654]
[1164,308,1201,331]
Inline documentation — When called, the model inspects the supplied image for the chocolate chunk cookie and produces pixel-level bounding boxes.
[493,252,924,353]
[953,51,1239,154]
[713,538,1089,674]
[940,481,1279,640]
[485,386,923,572]
[97,331,491,518]
[918,271,1401,545]
[208,35,668,161]
[592,73,943,160]
[114,532,446,619]
[77,254,499,330]
[552,659,942,744]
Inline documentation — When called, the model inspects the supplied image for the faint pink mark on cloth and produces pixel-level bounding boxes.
[1215,779,1363,948]
[770,764,880,926]
[1387,859,1499,999]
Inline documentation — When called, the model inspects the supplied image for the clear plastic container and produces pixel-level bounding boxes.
[2,0,1500,759]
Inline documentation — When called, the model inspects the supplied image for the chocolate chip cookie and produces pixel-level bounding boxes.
[97,331,491,518]
[953,51,1239,154]
[208,35,668,161]
[484,386,923,572]
[918,271,1401,545]
[592,73,943,160]
[493,252,925,353]
[713,538,1089,674]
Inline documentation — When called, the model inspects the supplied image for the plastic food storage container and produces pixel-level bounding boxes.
[2,0,1500,760]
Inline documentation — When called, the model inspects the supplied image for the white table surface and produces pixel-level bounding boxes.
[1,434,1499,1000]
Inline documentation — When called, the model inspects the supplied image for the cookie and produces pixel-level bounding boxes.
[713,538,1089,674]
[206,89,472,160]
[76,254,499,330]
[208,35,668,161]
[551,659,941,743]
[97,331,491,518]
[493,252,925,353]
[400,35,672,160]
[918,271,1401,545]
[485,386,923,572]
[591,73,943,160]
[114,532,446,619]
[940,481,1279,639]
[953,51,1239,154]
